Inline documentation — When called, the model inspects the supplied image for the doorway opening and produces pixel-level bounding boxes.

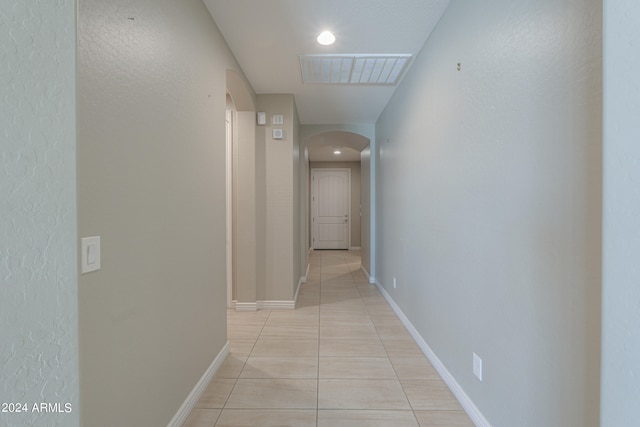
[225,94,236,308]
[226,69,256,309]
[304,130,372,277]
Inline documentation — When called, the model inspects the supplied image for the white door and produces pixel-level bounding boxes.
[312,169,350,249]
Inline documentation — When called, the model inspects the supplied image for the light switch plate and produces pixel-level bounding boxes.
[257,112,266,125]
[81,236,101,274]
[272,114,284,125]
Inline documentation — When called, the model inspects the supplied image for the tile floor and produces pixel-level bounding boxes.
[184,250,474,427]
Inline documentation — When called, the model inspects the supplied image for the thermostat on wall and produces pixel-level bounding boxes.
[273,129,284,139]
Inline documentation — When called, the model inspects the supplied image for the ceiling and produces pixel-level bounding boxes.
[204,0,450,126]
[306,131,370,162]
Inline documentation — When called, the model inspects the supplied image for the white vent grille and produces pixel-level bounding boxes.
[299,54,412,85]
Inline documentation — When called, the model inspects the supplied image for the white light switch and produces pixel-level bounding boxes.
[87,244,97,265]
[272,114,284,125]
[81,236,101,274]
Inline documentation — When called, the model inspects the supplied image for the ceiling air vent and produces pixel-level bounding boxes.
[299,54,412,86]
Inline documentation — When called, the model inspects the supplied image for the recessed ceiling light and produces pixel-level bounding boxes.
[333,150,342,155]
[317,31,336,46]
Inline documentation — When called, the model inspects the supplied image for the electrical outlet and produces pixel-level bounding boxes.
[473,352,483,381]
[393,276,397,289]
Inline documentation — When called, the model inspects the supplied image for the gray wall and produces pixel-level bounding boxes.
[1,2,79,426]
[601,1,640,426]
[292,102,304,287]
[375,0,602,426]
[257,94,303,300]
[234,111,258,304]
[310,162,362,248]
[77,1,246,425]
[360,148,372,276]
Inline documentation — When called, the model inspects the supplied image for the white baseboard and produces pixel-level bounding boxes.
[258,300,295,310]
[374,280,491,427]
[349,246,362,251]
[236,300,296,311]
[360,265,375,284]
[293,268,307,309]
[167,342,230,427]
[303,264,310,283]
[236,272,308,312]
[235,302,258,312]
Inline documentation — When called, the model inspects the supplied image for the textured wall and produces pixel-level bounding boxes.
[601,1,640,426]
[258,94,301,300]
[77,0,245,425]
[292,101,303,286]
[0,2,79,427]
[360,147,371,275]
[234,111,258,303]
[375,0,602,425]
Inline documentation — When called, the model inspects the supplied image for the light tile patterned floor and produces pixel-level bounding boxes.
[184,250,474,427]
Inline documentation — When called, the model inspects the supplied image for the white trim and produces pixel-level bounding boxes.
[349,246,361,251]
[237,270,308,311]
[292,270,306,309]
[225,109,233,309]
[360,265,375,284]
[235,302,258,312]
[375,280,492,427]
[166,342,230,427]
[303,264,310,283]
[258,300,296,310]
[236,300,297,311]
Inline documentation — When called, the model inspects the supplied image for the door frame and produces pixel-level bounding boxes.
[311,168,351,250]
[225,107,234,308]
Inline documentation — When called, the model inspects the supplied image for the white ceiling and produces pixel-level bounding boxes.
[204,0,450,125]
[306,130,370,162]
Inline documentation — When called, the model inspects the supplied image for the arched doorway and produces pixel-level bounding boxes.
[304,130,373,280]
[226,70,256,308]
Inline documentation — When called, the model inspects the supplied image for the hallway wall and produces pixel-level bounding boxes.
[375,0,602,426]
[234,111,258,304]
[256,94,303,301]
[1,2,79,426]
[77,1,252,425]
[360,147,372,276]
[601,1,640,425]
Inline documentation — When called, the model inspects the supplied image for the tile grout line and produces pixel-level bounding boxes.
[220,308,273,421]
[316,251,321,427]
[206,250,470,426]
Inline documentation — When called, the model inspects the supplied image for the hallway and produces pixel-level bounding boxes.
[184,251,473,426]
